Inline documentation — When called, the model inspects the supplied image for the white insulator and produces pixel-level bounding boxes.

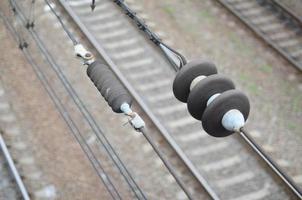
[190,75,206,91]
[222,109,245,131]
[206,93,220,106]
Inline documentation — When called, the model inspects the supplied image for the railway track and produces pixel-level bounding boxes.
[2,0,301,199]
[215,0,302,71]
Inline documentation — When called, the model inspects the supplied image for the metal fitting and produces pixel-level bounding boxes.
[74,44,95,65]
[120,103,145,130]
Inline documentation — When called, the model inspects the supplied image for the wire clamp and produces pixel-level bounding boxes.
[120,103,145,130]
[128,112,145,131]
[19,42,29,50]
[74,44,95,65]
[26,22,34,29]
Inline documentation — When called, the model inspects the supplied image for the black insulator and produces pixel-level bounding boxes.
[202,90,250,137]
[187,74,235,120]
[173,60,217,103]
[87,60,132,113]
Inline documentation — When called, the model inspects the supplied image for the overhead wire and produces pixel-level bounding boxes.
[32,0,147,198]
[9,2,28,49]
[44,0,78,45]
[7,0,147,199]
[59,1,199,198]
[239,128,302,198]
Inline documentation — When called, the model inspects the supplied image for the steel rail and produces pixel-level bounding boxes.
[57,1,220,200]
[214,0,302,71]
[269,0,302,26]
[0,131,30,200]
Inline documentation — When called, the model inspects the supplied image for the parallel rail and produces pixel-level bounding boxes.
[215,0,302,71]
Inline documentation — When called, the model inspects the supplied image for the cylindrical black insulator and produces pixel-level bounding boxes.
[87,60,132,113]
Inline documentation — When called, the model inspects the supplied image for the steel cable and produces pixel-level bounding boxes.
[239,128,302,199]
[44,0,78,45]
[139,128,194,200]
